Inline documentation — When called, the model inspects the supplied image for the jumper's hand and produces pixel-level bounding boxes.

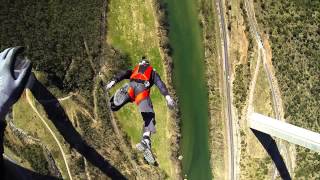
[105,80,116,90]
[0,47,32,118]
[165,95,175,109]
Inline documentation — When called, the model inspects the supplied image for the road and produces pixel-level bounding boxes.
[244,0,292,178]
[216,0,235,179]
[243,1,280,119]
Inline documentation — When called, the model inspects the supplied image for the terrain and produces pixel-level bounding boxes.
[224,0,319,179]
[1,0,136,178]
[1,0,179,179]
[253,0,320,178]
[200,0,227,179]
[106,0,180,178]
[0,0,319,179]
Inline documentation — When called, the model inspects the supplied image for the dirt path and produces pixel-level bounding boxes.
[92,80,99,124]
[26,90,73,180]
[84,159,92,180]
[37,94,74,104]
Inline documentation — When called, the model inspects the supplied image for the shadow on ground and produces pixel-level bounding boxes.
[27,74,127,179]
[1,159,60,180]
[251,128,291,180]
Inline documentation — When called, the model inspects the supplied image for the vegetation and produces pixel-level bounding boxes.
[233,63,251,113]
[21,144,50,175]
[231,1,274,178]
[107,0,178,178]
[254,0,320,178]
[239,129,273,179]
[0,0,137,178]
[4,125,51,175]
[233,0,255,115]
[199,0,225,178]
[0,0,102,100]
[253,63,274,117]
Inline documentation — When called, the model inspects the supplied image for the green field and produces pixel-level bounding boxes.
[107,0,174,177]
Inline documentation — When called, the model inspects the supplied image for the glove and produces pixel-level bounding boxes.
[0,47,32,118]
[105,80,116,90]
[165,95,175,109]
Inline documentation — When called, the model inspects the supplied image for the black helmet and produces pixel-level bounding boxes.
[139,56,150,65]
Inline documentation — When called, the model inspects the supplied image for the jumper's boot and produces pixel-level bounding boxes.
[136,136,155,164]
[136,136,151,152]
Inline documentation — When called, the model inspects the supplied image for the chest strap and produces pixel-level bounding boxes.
[128,87,150,105]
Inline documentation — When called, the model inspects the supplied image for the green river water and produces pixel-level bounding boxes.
[164,0,212,179]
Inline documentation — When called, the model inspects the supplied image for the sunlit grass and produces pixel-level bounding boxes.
[107,0,173,177]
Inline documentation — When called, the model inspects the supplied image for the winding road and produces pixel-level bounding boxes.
[216,0,235,179]
[244,0,293,178]
[243,0,280,118]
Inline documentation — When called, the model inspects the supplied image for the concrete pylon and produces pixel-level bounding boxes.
[249,112,320,153]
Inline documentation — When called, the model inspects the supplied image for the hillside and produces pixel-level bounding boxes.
[254,0,320,178]
[0,0,319,179]
[0,0,173,179]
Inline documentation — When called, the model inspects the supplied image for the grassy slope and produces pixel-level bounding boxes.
[107,0,173,177]
[253,63,274,117]
[236,53,273,179]
[13,88,120,179]
[247,63,273,179]
[4,130,33,170]
[13,93,69,178]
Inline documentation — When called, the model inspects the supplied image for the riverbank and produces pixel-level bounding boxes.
[152,0,182,178]
[199,0,227,178]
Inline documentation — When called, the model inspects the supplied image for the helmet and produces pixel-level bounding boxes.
[139,56,150,65]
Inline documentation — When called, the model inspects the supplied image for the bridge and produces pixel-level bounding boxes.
[249,112,320,153]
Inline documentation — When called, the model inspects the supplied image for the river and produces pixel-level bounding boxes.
[164,0,212,179]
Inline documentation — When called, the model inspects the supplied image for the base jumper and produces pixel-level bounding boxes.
[105,57,174,163]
